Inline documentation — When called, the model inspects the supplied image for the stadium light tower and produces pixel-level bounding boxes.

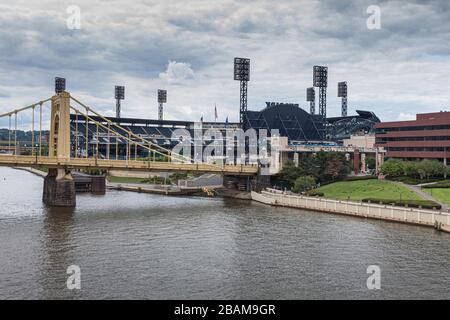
[306,87,315,115]
[115,86,125,118]
[313,66,328,118]
[55,77,66,94]
[157,89,167,121]
[234,57,250,130]
[338,81,348,117]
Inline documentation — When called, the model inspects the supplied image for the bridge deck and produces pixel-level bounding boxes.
[0,155,259,175]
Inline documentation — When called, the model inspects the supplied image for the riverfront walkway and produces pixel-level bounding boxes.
[252,188,450,232]
[393,182,450,212]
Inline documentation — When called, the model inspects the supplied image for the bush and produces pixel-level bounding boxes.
[292,176,316,193]
[421,181,450,189]
[342,175,378,181]
[306,190,324,197]
[169,172,190,183]
[366,157,376,170]
[387,176,444,185]
[361,198,441,210]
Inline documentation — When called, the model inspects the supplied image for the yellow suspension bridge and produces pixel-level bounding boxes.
[0,91,260,206]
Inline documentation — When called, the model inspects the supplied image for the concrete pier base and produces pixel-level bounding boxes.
[43,168,76,207]
[224,173,271,192]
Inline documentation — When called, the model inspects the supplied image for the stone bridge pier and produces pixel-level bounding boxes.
[43,168,76,207]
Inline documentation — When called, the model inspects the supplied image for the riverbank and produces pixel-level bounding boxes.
[12,167,229,198]
[13,167,47,177]
[107,182,223,197]
[252,188,450,233]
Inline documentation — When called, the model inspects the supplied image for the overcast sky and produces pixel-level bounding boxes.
[1,0,450,126]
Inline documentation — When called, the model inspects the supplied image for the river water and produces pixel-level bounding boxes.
[0,167,449,299]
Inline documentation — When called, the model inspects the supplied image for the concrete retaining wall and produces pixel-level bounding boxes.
[252,189,450,231]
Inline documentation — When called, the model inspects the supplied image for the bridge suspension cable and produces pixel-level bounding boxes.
[70,95,223,170]
[0,98,51,118]
[70,96,190,162]
[69,104,193,165]
[0,98,51,157]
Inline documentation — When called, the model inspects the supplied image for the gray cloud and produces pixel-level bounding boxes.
[1,0,450,123]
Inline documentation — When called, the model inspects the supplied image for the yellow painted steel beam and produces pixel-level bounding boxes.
[0,98,51,118]
[0,155,259,175]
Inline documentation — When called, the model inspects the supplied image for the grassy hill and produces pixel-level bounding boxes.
[314,179,423,201]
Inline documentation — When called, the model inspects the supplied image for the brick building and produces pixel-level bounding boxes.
[375,111,450,165]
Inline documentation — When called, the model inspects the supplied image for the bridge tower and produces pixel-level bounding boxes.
[43,80,76,207]
[49,91,72,159]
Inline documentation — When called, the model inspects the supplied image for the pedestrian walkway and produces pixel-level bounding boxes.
[393,181,450,212]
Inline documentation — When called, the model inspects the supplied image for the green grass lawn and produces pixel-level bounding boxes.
[315,179,423,201]
[423,188,450,206]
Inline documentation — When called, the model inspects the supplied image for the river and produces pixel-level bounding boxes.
[0,167,449,299]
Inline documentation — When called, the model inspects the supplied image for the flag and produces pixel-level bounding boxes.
[225,116,229,128]
[214,104,218,122]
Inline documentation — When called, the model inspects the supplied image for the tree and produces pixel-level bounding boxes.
[292,176,316,193]
[404,161,419,178]
[416,159,446,180]
[380,159,405,177]
[322,152,351,181]
[276,152,352,188]
[366,157,376,170]
[276,163,305,188]
[430,160,447,178]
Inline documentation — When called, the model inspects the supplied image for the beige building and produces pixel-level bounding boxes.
[343,134,376,149]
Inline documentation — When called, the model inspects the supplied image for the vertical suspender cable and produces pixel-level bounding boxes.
[14,112,17,156]
[39,103,42,156]
[75,111,79,158]
[148,142,152,166]
[96,123,99,159]
[8,115,11,153]
[85,108,88,159]
[116,134,118,160]
[126,133,129,162]
[107,123,110,160]
[31,106,35,156]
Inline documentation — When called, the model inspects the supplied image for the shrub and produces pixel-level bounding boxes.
[342,175,378,181]
[306,190,324,197]
[361,198,441,210]
[421,181,450,189]
[292,176,316,193]
[387,176,444,185]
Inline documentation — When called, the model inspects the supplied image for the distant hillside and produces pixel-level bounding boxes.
[0,128,50,142]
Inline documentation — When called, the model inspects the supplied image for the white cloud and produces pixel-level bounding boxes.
[1,0,450,123]
[396,112,416,121]
[159,61,195,84]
